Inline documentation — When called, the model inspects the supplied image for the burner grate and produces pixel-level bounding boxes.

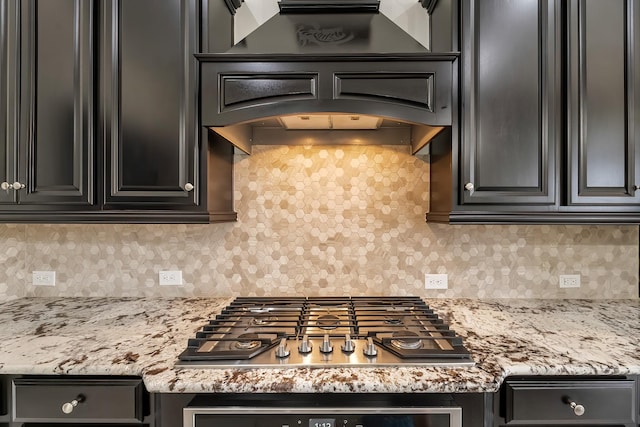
[177,296,473,366]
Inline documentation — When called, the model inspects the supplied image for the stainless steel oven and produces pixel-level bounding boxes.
[184,403,462,427]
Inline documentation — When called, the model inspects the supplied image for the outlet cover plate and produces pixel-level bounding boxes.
[425,273,448,289]
[559,274,581,288]
[32,271,56,286]
[159,270,183,286]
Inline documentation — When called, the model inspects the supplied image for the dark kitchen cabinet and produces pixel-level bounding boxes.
[0,0,14,208]
[566,0,640,208]
[101,0,198,209]
[3,375,154,426]
[0,0,94,210]
[99,0,233,222]
[459,0,560,207]
[495,377,637,427]
[100,0,236,222]
[0,376,7,424]
[0,0,235,223]
[428,0,562,223]
[429,0,640,224]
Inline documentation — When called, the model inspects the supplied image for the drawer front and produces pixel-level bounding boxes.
[13,377,144,423]
[0,376,5,416]
[505,379,636,425]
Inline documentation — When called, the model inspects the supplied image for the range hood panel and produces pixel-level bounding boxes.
[200,0,457,154]
[199,56,456,128]
[228,12,430,55]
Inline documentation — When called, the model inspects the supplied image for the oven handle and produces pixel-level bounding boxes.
[183,406,462,427]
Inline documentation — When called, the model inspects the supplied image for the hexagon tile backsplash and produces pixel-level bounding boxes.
[0,145,638,300]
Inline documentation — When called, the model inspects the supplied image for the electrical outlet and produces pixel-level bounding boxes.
[425,273,448,289]
[32,271,56,286]
[159,270,183,286]
[559,274,581,288]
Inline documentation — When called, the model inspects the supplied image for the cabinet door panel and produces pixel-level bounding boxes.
[17,0,94,205]
[460,0,559,206]
[102,0,198,207]
[0,0,18,205]
[568,0,640,205]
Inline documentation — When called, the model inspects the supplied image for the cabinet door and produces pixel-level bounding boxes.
[16,0,94,206]
[567,0,640,206]
[101,0,198,207]
[460,0,560,206]
[0,0,18,206]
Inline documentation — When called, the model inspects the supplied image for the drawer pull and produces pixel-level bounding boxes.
[563,397,585,416]
[61,395,85,414]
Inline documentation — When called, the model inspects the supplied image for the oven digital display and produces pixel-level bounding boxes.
[309,418,335,427]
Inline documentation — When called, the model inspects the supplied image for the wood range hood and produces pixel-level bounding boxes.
[198,0,459,155]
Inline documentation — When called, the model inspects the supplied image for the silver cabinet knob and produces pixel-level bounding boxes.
[569,401,585,416]
[298,335,312,353]
[184,182,194,192]
[634,185,639,191]
[563,397,585,416]
[1,181,24,190]
[464,182,474,191]
[61,395,84,414]
[275,337,290,358]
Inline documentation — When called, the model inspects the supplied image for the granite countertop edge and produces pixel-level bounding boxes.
[1,297,639,394]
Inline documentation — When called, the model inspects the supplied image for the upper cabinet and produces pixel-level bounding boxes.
[101,0,198,208]
[0,0,236,223]
[458,0,560,207]
[429,0,640,224]
[0,0,15,207]
[1,0,94,210]
[567,0,640,208]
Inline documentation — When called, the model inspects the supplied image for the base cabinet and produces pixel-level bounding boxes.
[496,377,637,427]
[2,375,152,426]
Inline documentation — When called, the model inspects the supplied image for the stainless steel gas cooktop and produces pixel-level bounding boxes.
[176,297,474,368]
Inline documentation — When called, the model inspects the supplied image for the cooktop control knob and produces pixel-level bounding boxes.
[298,335,312,353]
[275,337,290,358]
[363,337,378,357]
[341,334,355,353]
[319,334,333,353]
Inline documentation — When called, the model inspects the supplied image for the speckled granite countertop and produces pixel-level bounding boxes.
[0,297,639,394]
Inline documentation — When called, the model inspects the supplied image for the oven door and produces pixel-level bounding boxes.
[183,406,462,427]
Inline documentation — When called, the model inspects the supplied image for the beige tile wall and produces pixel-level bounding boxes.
[0,145,637,300]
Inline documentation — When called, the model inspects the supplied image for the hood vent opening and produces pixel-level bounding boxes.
[279,114,382,130]
[201,0,457,157]
[278,0,382,14]
[209,114,445,156]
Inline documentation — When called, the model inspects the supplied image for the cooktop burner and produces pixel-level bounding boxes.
[177,296,473,368]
